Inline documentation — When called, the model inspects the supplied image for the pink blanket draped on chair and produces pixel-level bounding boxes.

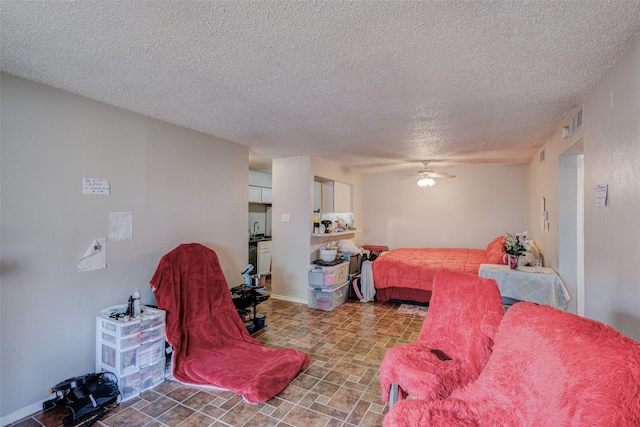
[150,243,310,404]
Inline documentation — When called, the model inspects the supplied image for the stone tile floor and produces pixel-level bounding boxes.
[10,297,424,427]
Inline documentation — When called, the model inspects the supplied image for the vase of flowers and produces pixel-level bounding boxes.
[503,231,529,270]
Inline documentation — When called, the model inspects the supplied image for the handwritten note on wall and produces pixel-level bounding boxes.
[594,184,608,207]
[83,178,110,195]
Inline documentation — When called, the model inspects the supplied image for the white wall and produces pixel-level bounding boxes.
[583,36,640,339]
[270,156,364,303]
[270,156,313,302]
[0,74,249,421]
[527,35,640,340]
[364,165,528,250]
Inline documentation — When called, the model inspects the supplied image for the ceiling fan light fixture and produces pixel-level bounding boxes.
[417,177,435,187]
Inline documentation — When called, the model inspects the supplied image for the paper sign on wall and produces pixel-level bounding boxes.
[108,212,133,241]
[83,178,110,195]
[78,238,106,272]
[594,184,608,207]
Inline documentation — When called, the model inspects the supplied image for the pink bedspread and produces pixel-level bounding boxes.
[373,248,490,292]
[150,243,310,403]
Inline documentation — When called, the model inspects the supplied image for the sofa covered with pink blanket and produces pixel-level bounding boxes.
[384,302,640,426]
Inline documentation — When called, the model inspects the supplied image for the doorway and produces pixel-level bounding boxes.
[558,140,584,315]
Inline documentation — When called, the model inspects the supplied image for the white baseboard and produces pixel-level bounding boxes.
[269,294,307,305]
[1,399,47,427]
[1,295,306,426]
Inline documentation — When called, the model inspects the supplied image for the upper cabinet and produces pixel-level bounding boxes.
[249,186,261,203]
[249,186,271,204]
[261,188,272,204]
[249,171,272,204]
[333,181,351,212]
[315,178,352,213]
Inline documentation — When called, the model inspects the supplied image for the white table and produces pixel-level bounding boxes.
[478,264,570,310]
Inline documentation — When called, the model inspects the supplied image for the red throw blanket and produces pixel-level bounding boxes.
[373,247,489,292]
[150,243,310,403]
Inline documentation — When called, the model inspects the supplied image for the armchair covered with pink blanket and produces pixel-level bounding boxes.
[150,243,310,403]
[379,270,504,406]
[384,302,640,426]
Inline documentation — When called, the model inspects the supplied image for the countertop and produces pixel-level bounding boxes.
[249,235,272,243]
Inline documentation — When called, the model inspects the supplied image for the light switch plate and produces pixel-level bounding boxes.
[281,214,291,222]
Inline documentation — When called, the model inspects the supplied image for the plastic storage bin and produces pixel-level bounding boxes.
[308,262,349,287]
[101,330,140,348]
[140,324,164,344]
[140,308,166,330]
[100,343,139,374]
[139,359,165,391]
[307,281,349,311]
[98,307,141,341]
[96,305,166,401]
[118,371,141,401]
[137,337,164,367]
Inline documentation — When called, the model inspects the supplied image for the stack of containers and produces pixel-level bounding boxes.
[96,305,166,401]
[307,261,350,310]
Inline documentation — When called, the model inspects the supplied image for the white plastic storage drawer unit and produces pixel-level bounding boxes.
[119,371,141,401]
[96,305,166,401]
[308,261,349,287]
[139,358,165,391]
[307,281,349,311]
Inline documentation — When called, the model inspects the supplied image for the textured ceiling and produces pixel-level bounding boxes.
[2,1,640,174]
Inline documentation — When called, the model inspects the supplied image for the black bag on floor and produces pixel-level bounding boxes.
[44,372,120,426]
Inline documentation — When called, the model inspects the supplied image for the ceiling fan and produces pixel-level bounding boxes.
[402,161,456,187]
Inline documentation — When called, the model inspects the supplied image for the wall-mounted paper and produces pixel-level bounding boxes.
[108,212,133,241]
[594,184,608,207]
[78,238,106,272]
[83,178,110,195]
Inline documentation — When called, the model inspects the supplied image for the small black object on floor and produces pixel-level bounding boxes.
[43,372,120,426]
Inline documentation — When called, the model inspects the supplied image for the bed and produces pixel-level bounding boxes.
[372,236,506,303]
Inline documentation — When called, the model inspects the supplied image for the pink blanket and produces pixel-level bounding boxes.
[373,237,506,294]
[373,248,489,291]
[384,303,640,426]
[150,243,310,403]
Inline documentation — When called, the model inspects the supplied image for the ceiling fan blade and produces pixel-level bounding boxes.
[428,172,456,178]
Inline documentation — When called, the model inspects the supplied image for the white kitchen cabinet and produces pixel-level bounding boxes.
[257,240,272,275]
[249,186,262,203]
[249,186,272,204]
[316,180,352,212]
[333,181,352,212]
[261,188,272,204]
[320,181,334,212]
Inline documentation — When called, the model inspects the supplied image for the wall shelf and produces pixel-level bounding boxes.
[312,230,360,237]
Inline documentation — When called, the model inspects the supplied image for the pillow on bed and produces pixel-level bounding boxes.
[486,236,507,264]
